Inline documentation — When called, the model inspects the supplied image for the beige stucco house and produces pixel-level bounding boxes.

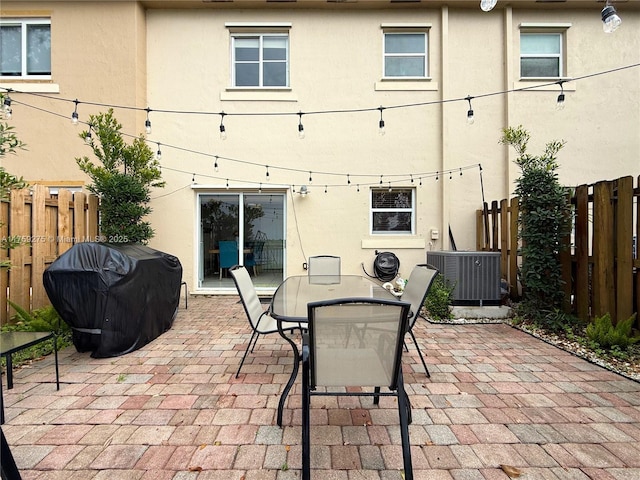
[1,0,639,295]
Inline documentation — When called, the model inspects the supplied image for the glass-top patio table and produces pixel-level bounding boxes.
[270,275,399,426]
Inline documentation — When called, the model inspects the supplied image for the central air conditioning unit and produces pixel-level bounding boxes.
[426,251,501,306]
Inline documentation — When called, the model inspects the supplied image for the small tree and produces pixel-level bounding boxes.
[76,109,164,244]
[500,126,571,316]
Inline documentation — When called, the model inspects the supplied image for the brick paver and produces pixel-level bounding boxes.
[2,295,639,479]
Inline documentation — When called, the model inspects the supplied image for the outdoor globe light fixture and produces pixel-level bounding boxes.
[480,0,497,12]
[601,4,622,33]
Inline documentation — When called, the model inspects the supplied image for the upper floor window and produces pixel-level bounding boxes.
[0,18,51,78]
[231,33,289,88]
[520,32,564,79]
[371,188,414,234]
[383,31,427,78]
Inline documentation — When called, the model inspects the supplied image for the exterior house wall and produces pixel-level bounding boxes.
[2,1,639,294]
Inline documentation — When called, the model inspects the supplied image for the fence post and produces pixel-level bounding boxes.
[8,188,30,313]
[31,185,49,310]
[593,181,615,321]
[615,176,634,324]
[574,185,590,321]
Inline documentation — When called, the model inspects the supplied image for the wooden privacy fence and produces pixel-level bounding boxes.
[1,185,99,324]
[477,175,640,326]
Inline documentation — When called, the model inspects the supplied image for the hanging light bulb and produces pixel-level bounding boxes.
[556,81,566,110]
[84,126,93,145]
[602,4,622,33]
[3,94,12,119]
[298,112,305,139]
[145,108,152,135]
[214,156,219,172]
[219,112,227,140]
[480,0,497,12]
[466,96,475,125]
[156,143,162,161]
[265,165,270,181]
[71,99,79,125]
[378,106,386,136]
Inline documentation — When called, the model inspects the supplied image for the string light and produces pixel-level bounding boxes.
[84,125,93,144]
[219,112,227,140]
[2,93,12,119]
[324,185,328,193]
[265,165,270,181]
[214,156,219,172]
[347,174,351,185]
[357,184,360,192]
[298,112,305,139]
[480,0,497,12]
[191,173,195,183]
[379,175,383,185]
[602,3,622,33]
[309,171,313,183]
[145,107,152,134]
[465,96,475,124]
[556,81,565,110]
[410,174,414,184]
[378,106,386,136]
[156,143,162,160]
[71,99,79,125]
[226,179,229,189]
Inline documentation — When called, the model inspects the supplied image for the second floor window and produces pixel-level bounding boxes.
[520,32,563,78]
[371,188,415,234]
[383,32,427,78]
[232,34,289,87]
[0,18,51,78]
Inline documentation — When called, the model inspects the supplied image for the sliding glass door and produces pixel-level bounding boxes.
[199,192,285,290]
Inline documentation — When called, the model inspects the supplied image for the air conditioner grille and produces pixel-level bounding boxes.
[427,251,501,306]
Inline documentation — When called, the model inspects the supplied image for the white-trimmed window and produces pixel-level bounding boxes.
[520,31,565,79]
[371,188,415,234]
[231,33,289,88]
[383,31,428,78]
[0,18,51,78]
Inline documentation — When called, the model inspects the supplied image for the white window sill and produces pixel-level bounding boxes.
[0,82,59,93]
[221,89,298,102]
[375,80,438,92]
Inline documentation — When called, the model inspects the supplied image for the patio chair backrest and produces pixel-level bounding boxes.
[307,297,410,389]
[401,264,439,329]
[229,265,264,329]
[308,255,341,277]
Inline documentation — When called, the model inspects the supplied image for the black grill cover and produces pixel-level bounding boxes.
[43,242,183,358]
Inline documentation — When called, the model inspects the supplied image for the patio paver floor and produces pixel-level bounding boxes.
[2,295,639,479]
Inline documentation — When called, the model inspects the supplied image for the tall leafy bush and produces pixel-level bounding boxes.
[500,126,571,316]
[76,109,164,244]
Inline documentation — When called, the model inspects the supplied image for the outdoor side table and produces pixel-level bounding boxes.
[1,332,60,424]
[1,332,59,390]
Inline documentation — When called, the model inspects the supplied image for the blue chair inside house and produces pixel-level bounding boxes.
[219,241,238,279]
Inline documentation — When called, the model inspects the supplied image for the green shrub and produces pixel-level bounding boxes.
[586,313,639,351]
[424,274,454,321]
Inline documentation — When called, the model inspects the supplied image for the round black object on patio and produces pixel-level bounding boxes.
[43,242,183,358]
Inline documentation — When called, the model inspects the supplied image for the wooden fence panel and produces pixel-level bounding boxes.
[1,188,99,325]
[593,181,615,319]
[1,200,8,319]
[574,185,590,321]
[477,175,638,326]
[616,176,634,322]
